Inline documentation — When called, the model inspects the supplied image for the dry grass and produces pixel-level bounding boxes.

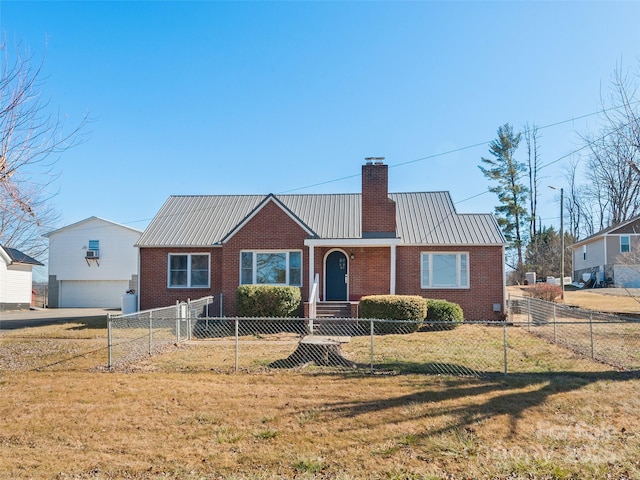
[509,285,640,313]
[1,302,640,479]
[1,364,639,479]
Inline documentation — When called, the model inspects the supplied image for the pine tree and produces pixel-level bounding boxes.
[479,123,528,278]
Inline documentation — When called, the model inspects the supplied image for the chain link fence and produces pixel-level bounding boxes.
[107,295,640,375]
[508,294,640,371]
[107,296,216,367]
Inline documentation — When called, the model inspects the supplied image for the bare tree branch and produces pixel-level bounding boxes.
[0,41,86,256]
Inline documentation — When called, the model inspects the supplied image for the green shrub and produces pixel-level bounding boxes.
[424,299,464,330]
[359,295,427,334]
[235,285,301,317]
[528,283,562,302]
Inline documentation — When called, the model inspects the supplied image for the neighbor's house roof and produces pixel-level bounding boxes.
[137,192,506,247]
[0,246,44,266]
[44,216,143,238]
[569,215,640,250]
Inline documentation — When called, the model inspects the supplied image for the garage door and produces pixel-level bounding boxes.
[59,280,129,308]
[614,265,640,288]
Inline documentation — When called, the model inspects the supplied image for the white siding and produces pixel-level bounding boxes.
[47,217,141,308]
[48,218,140,282]
[573,238,606,272]
[0,260,32,304]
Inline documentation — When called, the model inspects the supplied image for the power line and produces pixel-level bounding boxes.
[104,103,637,229]
[279,103,633,196]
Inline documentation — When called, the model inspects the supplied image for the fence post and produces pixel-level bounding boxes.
[235,317,239,373]
[149,311,153,355]
[590,312,595,359]
[370,319,374,374]
[187,299,192,341]
[176,301,181,343]
[527,297,531,332]
[220,293,224,317]
[503,317,508,376]
[553,304,557,343]
[107,313,113,370]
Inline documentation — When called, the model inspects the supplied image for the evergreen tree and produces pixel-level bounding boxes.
[479,124,528,278]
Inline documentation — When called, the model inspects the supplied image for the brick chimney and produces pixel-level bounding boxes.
[361,158,396,238]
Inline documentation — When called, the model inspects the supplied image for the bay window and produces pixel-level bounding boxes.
[240,251,302,286]
[421,252,469,288]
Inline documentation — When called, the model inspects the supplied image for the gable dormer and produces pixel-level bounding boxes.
[361,158,396,238]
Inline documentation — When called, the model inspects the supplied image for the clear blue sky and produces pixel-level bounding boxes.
[3,1,640,235]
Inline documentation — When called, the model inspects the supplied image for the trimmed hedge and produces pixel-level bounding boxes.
[235,285,301,317]
[359,295,427,334]
[424,299,464,330]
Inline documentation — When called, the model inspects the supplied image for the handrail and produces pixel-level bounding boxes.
[309,273,319,319]
[308,273,319,333]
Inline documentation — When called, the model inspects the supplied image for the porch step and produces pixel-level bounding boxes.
[315,302,351,318]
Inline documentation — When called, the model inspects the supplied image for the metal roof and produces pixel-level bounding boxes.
[569,214,640,249]
[0,246,44,266]
[393,192,505,245]
[136,192,505,247]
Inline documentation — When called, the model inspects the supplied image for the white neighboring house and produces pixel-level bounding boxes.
[45,217,142,308]
[569,215,640,287]
[0,246,44,311]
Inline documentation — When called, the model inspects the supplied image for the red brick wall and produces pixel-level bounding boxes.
[222,200,310,316]
[140,200,310,314]
[313,247,391,301]
[362,163,396,235]
[395,245,505,321]
[139,247,222,310]
[347,246,390,300]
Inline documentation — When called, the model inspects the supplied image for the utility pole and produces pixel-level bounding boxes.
[549,186,564,300]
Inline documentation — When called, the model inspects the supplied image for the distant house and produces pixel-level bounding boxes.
[137,160,507,320]
[570,215,640,288]
[45,217,142,308]
[0,245,43,311]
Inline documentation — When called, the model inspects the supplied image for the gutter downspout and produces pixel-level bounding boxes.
[502,245,507,313]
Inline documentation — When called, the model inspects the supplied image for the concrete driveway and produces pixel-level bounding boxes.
[0,307,117,330]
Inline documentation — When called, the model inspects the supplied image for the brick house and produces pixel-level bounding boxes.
[137,160,506,320]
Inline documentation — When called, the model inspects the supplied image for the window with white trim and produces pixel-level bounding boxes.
[240,251,302,286]
[421,252,469,288]
[621,236,630,253]
[168,253,210,288]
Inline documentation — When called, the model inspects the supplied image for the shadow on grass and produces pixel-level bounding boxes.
[67,316,108,330]
[0,315,107,331]
[374,361,482,376]
[323,366,640,439]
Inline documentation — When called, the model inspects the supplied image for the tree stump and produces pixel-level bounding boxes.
[269,335,357,369]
